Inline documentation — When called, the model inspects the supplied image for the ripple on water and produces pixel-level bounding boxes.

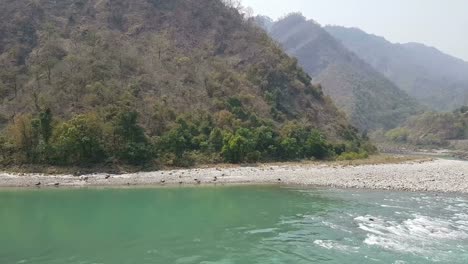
[313,240,359,253]
[355,213,468,260]
[245,228,278,235]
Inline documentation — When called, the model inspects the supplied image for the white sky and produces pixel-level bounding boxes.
[242,0,468,61]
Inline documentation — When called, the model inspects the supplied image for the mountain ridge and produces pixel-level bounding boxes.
[325,25,468,110]
[257,13,420,131]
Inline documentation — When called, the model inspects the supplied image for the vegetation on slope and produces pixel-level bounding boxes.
[0,0,373,168]
[379,107,468,147]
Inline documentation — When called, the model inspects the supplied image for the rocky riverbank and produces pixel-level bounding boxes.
[0,158,467,193]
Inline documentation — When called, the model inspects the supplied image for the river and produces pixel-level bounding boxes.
[0,186,467,263]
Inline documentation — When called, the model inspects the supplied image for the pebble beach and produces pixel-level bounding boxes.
[1,158,467,193]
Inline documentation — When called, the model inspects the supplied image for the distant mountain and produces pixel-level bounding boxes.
[254,15,274,31]
[326,26,468,111]
[258,14,419,131]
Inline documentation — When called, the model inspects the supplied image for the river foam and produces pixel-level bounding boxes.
[313,240,359,253]
[355,213,468,258]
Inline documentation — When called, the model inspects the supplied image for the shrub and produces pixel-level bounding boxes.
[161,151,195,167]
[333,143,347,156]
[246,151,261,163]
[118,142,153,166]
[360,141,378,154]
[385,128,409,143]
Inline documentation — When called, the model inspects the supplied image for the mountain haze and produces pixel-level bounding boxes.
[259,14,419,131]
[326,26,468,111]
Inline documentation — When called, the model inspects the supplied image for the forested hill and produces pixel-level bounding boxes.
[258,14,420,131]
[326,26,468,111]
[0,0,372,168]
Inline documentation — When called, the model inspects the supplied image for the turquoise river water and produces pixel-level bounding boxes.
[0,186,467,264]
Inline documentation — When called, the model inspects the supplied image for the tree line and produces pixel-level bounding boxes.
[0,107,374,168]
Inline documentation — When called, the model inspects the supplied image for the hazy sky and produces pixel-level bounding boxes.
[242,0,468,61]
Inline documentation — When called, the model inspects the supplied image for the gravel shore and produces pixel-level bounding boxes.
[1,159,467,193]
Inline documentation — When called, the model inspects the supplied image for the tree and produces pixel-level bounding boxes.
[0,135,14,165]
[253,126,278,159]
[39,108,53,144]
[222,128,256,163]
[304,130,332,160]
[52,114,106,165]
[159,118,196,159]
[222,134,248,163]
[115,111,147,144]
[280,137,300,160]
[7,114,38,163]
[208,128,224,152]
[5,110,55,164]
[114,111,153,165]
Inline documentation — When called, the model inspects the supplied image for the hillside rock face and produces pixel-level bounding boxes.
[0,0,355,139]
[258,14,419,131]
[326,26,468,111]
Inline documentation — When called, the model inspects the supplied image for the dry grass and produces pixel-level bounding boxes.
[328,154,432,167]
[195,154,431,169]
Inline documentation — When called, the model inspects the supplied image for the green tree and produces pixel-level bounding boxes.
[115,111,147,143]
[253,126,278,159]
[39,108,53,144]
[52,114,106,165]
[158,117,197,161]
[208,128,224,152]
[114,111,153,165]
[222,134,248,163]
[222,128,256,163]
[280,137,300,160]
[304,130,332,160]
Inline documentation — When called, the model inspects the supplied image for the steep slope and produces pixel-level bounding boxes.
[261,14,419,131]
[326,26,468,111]
[0,0,368,166]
